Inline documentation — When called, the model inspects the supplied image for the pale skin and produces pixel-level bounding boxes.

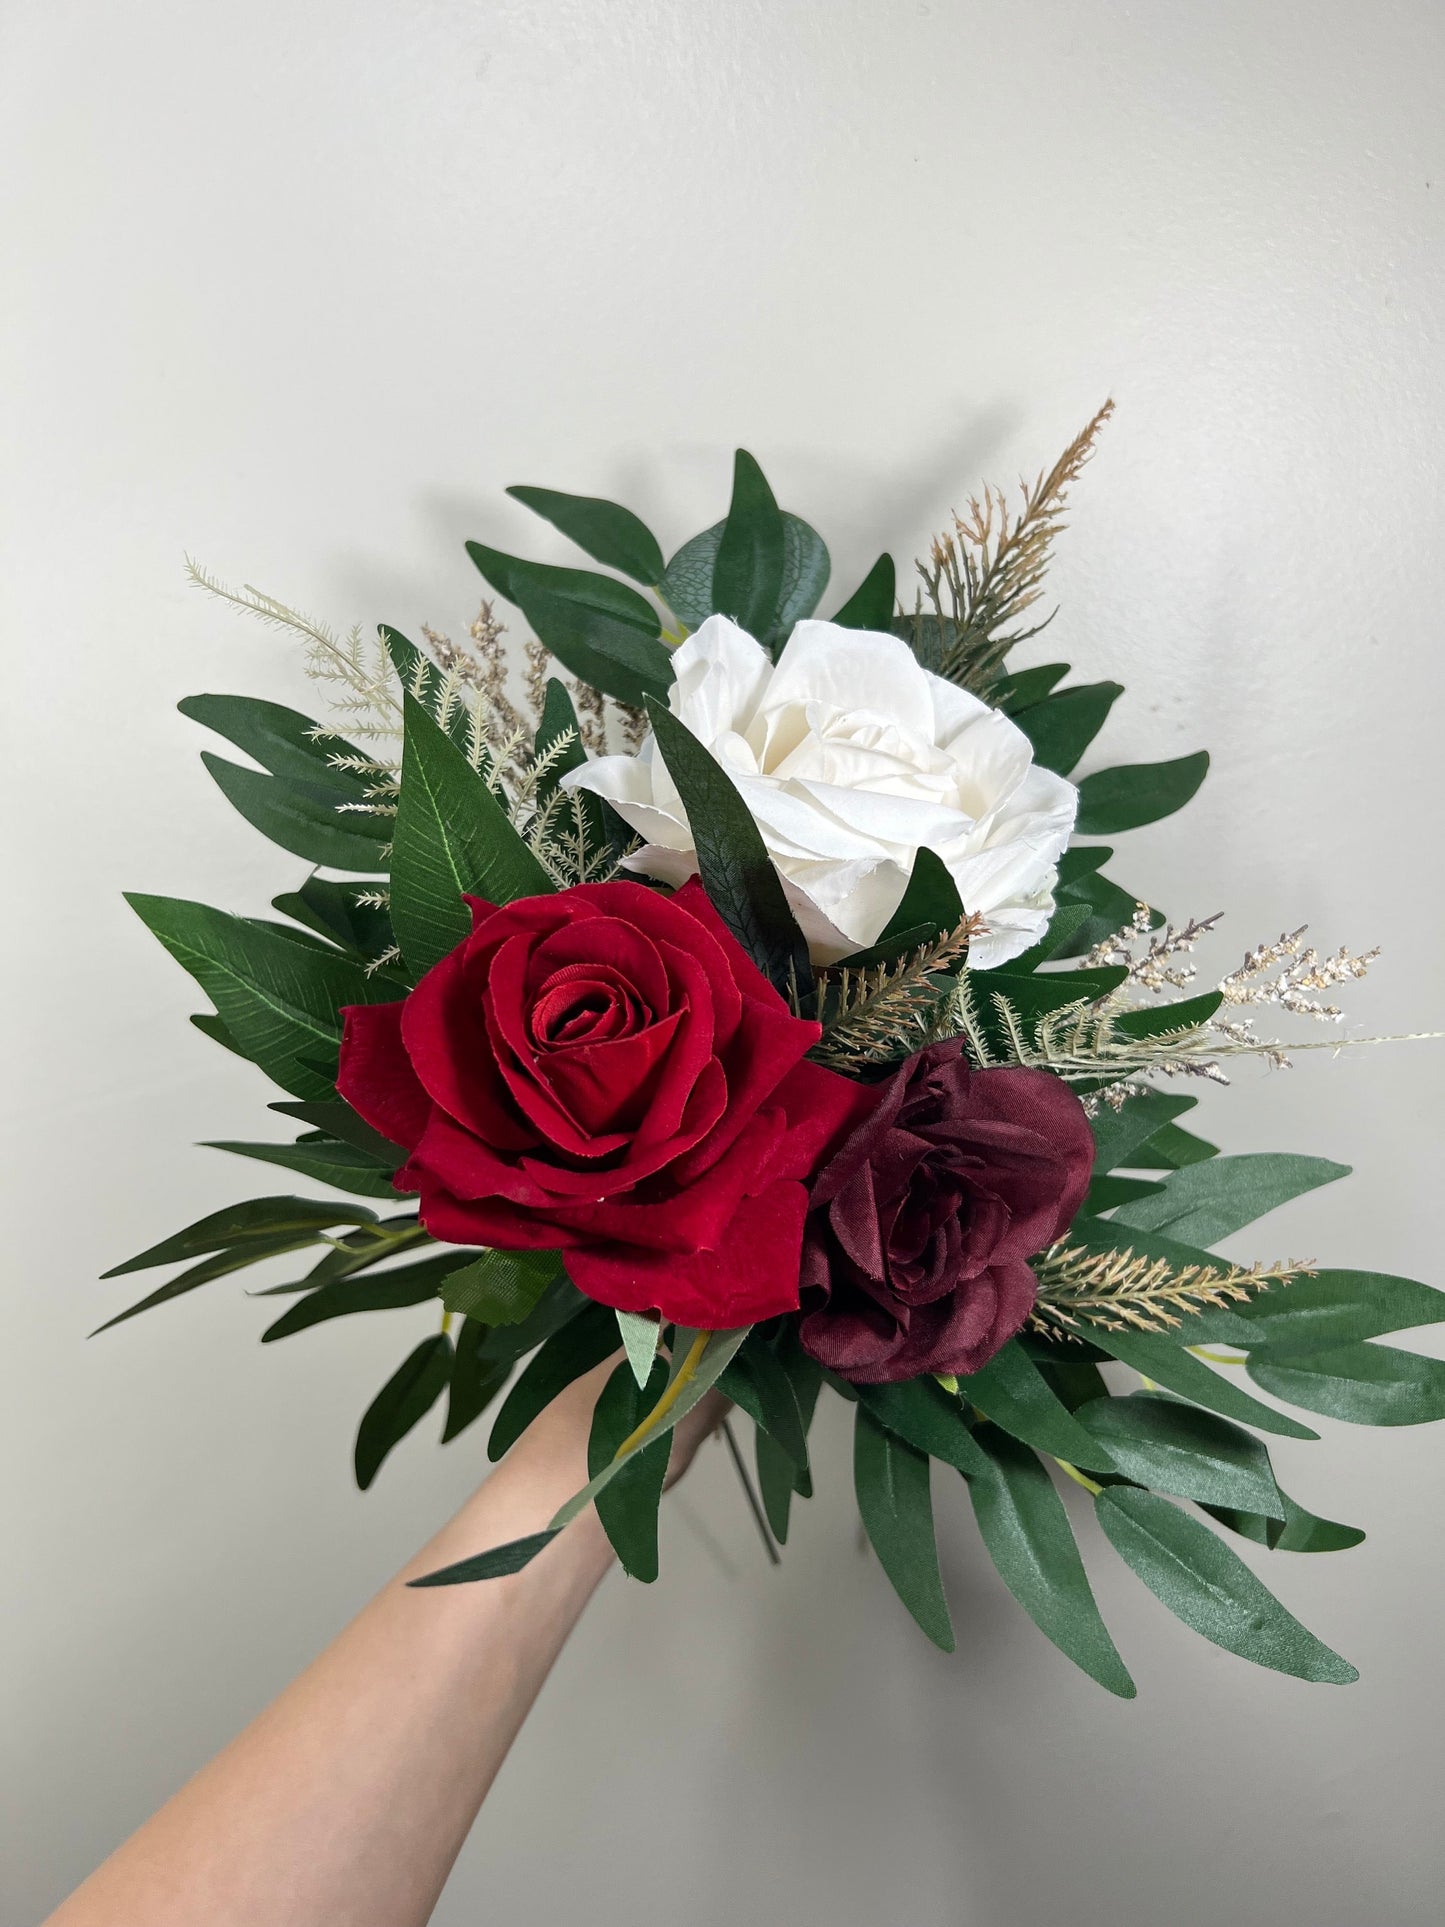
[44,1364,726,1927]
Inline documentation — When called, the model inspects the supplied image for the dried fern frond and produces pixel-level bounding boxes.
[1031,1241,1311,1338]
[904,400,1113,699]
[810,918,985,1071]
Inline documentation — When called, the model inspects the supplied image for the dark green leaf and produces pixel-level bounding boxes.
[997,663,1070,714]
[957,1341,1118,1471]
[1233,1269,1445,1353]
[1013,682,1123,776]
[443,1319,509,1443]
[1091,1325,1317,1439]
[1075,752,1210,835]
[645,698,812,1003]
[712,449,788,641]
[178,694,371,793]
[439,1248,560,1326]
[756,1427,800,1543]
[1072,1393,1285,1517]
[476,1273,588,1371]
[830,553,896,630]
[486,1301,620,1461]
[1248,1342,1445,1426]
[1112,990,1224,1042]
[269,1099,407,1163]
[199,755,388,871]
[466,541,661,630]
[93,1233,329,1334]
[855,1377,988,1476]
[202,1137,402,1199]
[1203,1487,1366,1555]
[718,1338,808,1469]
[354,1334,454,1489]
[466,543,672,709]
[409,1529,559,1587]
[1088,1091,1198,1174]
[505,485,665,585]
[1085,1174,1167,1213]
[660,512,830,641]
[191,1011,246,1056]
[1052,863,1166,956]
[1005,903,1095,973]
[379,627,475,751]
[1096,1487,1357,1683]
[1056,844,1112,886]
[853,1405,954,1651]
[103,1196,375,1277]
[588,1358,671,1580]
[964,1424,1135,1697]
[272,877,397,962]
[1110,1153,1350,1245]
[534,677,590,791]
[871,847,965,954]
[390,693,552,976]
[261,1253,462,1340]
[1130,1122,1220,1169]
[127,894,401,1099]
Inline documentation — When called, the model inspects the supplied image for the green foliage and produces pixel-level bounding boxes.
[645,698,813,1005]
[1110,1154,1350,1245]
[269,1098,405,1162]
[506,485,666,585]
[855,1377,987,1476]
[719,1337,809,1471]
[410,1529,560,1588]
[1012,681,1123,776]
[956,1341,1118,1471]
[1248,1343,1445,1426]
[1072,1394,1285,1517]
[390,693,552,975]
[830,553,896,630]
[588,1359,672,1581]
[443,1319,510,1444]
[1096,1487,1357,1684]
[466,542,672,708]
[199,754,389,871]
[1232,1269,1445,1353]
[853,1404,954,1652]
[660,499,830,649]
[863,847,964,959]
[1074,751,1210,835]
[261,1253,463,1340]
[354,1334,454,1489]
[272,878,396,963]
[104,1196,377,1276]
[996,662,1069,712]
[487,1302,620,1461]
[1091,1325,1318,1439]
[713,449,789,642]
[201,1136,401,1200]
[438,1249,560,1327]
[616,1309,663,1388]
[1088,1091,1199,1174]
[964,1424,1136,1697]
[1204,1487,1366,1556]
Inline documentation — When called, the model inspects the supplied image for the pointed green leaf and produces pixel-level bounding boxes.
[719,1338,808,1469]
[1013,682,1124,776]
[1088,1091,1199,1174]
[1112,990,1224,1042]
[713,449,788,641]
[438,1248,560,1326]
[1096,1487,1356,1682]
[466,543,672,708]
[1110,1153,1350,1245]
[1233,1269,1445,1353]
[269,1098,407,1163]
[964,1424,1136,1697]
[645,698,812,1002]
[1248,1342,1445,1426]
[854,1405,953,1651]
[103,1195,375,1276]
[409,1528,560,1587]
[272,877,397,963]
[1092,1325,1318,1438]
[756,1427,800,1543]
[1203,1487,1366,1555]
[589,1358,671,1580]
[487,1302,620,1461]
[506,485,666,585]
[1129,1121,1220,1169]
[443,1318,509,1443]
[202,1137,401,1199]
[179,694,374,791]
[199,755,388,870]
[660,512,829,641]
[997,662,1070,714]
[390,692,552,975]
[354,1334,454,1489]
[957,1341,1119,1470]
[1075,751,1210,835]
[261,1253,461,1340]
[855,1377,989,1476]
[616,1309,662,1388]
[1072,1394,1285,1517]
[93,1233,331,1334]
[830,553,895,630]
[870,847,965,954]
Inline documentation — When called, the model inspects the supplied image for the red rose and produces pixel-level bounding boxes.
[337,878,865,1329]
[798,1041,1094,1383]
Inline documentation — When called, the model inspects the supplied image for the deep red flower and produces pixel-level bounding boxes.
[798,1040,1093,1383]
[337,878,866,1329]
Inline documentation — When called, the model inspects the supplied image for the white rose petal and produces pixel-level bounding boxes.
[561,613,1079,967]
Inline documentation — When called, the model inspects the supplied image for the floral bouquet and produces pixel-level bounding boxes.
[108,409,1444,1697]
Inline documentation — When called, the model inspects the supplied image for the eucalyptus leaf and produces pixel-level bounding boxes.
[854,1404,954,1651]
[1087,1091,1199,1175]
[1233,1269,1445,1354]
[1110,1154,1350,1245]
[354,1334,454,1490]
[1247,1343,1445,1426]
[830,553,896,630]
[1092,1325,1318,1439]
[660,511,830,642]
[506,485,666,585]
[1203,1487,1366,1555]
[1072,1394,1285,1518]
[1075,752,1210,835]
[1012,682,1123,776]
[957,1342,1119,1472]
[589,1359,672,1581]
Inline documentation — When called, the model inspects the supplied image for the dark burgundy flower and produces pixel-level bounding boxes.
[337,878,866,1330]
[798,1040,1093,1383]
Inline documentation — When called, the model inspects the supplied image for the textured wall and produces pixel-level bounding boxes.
[6,3,1445,1922]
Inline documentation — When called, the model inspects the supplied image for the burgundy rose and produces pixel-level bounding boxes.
[798,1040,1093,1383]
[337,878,865,1330]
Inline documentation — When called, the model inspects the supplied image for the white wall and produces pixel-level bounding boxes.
[6,2,1445,1922]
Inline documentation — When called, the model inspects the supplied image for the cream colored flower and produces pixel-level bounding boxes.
[561,615,1078,967]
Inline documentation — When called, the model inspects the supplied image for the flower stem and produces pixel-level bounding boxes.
[612,1328,709,1462]
[720,1416,781,1566]
[1054,1459,1104,1496]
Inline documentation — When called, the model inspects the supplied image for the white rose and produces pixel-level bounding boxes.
[560,614,1078,969]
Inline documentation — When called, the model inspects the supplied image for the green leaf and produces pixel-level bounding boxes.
[1248,1342,1445,1426]
[660,512,830,642]
[1075,752,1210,835]
[957,1341,1118,1471]
[548,1328,751,1530]
[1112,990,1224,1042]
[269,1099,406,1163]
[475,1273,588,1372]
[1232,1269,1445,1354]
[466,543,672,709]
[103,1196,376,1276]
[712,449,788,641]
[756,1428,800,1543]
[853,1405,954,1651]
[1092,1325,1318,1439]
[202,1137,402,1199]
[1110,1153,1350,1245]
[1085,1175,1167,1214]
[1072,1394,1285,1517]
[1088,1091,1199,1174]
[178,694,372,793]
[390,693,552,976]
[126,895,402,1099]
[760,1329,823,1525]
[438,1248,560,1326]
[534,677,590,790]
[830,553,896,630]
[409,1529,560,1587]
[1005,903,1095,973]
[997,663,1070,714]
[93,1233,331,1334]
[272,877,396,963]
[1130,1121,1220,1169]
[872,847,965,953]
[486,1302,620,1461]
[1096,1487,1357,1683]
[261,1253,462,1340]
[616,1309,662,1388]
[964,1425,1136,1697]
[718,1338,808,1469]
[854,1377,988,1476]
[1203,1487,1366,1555]
[1013,682,1123,776]
[354,1334,454,1489]
[589,1359,672,1580]
[1052,864,1165,956]
[645,698,812,1003]
[506,485,665,585]
[199,755,388,871]
[379,627,475,751]
[443,1318,509,1443]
